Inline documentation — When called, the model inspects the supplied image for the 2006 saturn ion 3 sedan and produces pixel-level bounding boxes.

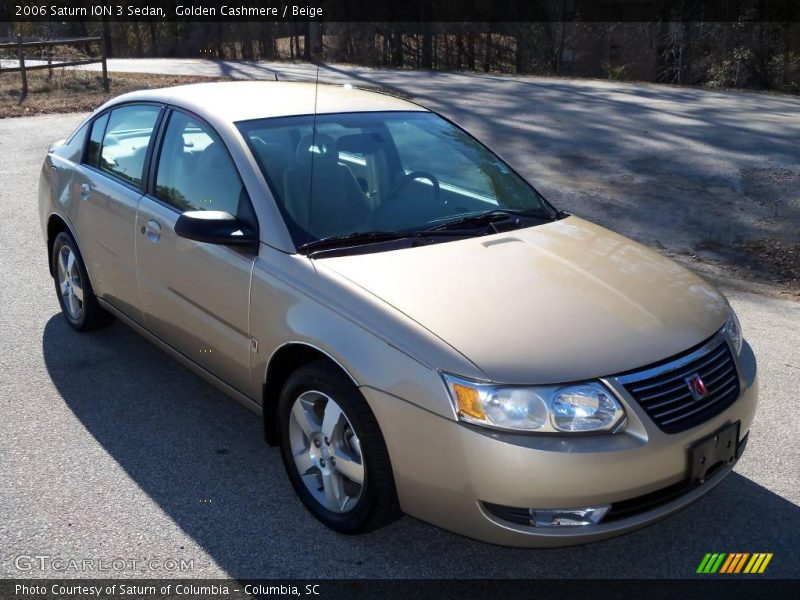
[39,81,757,546]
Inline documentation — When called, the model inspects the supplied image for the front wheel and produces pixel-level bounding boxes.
[278,361,400,533]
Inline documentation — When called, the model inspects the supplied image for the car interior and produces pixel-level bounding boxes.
[240,112,525,243]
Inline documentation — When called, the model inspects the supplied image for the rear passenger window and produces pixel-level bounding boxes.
[98,105,161,187]
[85,112,109,168]
[155,111,246,215]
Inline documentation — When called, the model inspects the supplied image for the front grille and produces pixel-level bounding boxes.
[621,339,740,434]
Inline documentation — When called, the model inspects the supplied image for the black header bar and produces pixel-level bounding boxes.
[3,0,800,23]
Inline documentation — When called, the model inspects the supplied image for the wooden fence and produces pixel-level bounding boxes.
[0,36,108,95]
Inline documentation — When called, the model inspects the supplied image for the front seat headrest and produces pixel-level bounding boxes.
[294,133,338,169]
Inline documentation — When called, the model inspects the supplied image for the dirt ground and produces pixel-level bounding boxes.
[0,70,230,118]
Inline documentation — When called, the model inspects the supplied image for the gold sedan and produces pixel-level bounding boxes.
[39,82,757,546]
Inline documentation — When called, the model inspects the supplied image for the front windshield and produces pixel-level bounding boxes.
[237,111,555,248]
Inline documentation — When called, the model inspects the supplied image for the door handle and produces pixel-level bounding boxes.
[142,219,162,242]
[79,182,91,201]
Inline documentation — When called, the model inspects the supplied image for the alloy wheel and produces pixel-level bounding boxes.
[57,245,84,320]
[288,390,365,513]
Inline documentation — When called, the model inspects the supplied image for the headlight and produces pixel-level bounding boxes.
[443,375,625,434]
[724,309,743,355]
[551,385,626,432]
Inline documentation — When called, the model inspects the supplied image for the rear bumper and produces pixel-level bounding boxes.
[362,341,758,547]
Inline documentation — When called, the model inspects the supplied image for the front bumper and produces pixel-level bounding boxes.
[362,340,758,547]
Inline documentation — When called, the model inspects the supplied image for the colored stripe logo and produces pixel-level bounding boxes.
[697,553,773,574]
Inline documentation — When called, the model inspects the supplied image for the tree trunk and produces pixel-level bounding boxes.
[215,23,224,59]
[391,28,403,67]
[149,23,157,56]
[515,25,531,74]
[303,23,311,60]
[308,21,322,61]
[133,23,143,57]
[102,19,113,58]
[782,23,789,88]
[456,31,465,70]
[753,0,767,88]
[555,7,567,75]
[421,25,433,69]
[466,30,476,70]
[483,30,492,72]
[261,23,276,60]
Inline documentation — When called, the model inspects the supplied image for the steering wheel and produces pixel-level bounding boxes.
[387,171,441,204]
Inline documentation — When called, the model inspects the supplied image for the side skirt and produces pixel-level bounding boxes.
[97,297,263,417]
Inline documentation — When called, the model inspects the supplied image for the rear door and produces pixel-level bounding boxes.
[135,108,258,395]
[73,104,163,321]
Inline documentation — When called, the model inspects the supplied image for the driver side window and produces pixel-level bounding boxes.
[155,111,246,216]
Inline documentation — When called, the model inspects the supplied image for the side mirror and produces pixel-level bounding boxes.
[174,210,257,246]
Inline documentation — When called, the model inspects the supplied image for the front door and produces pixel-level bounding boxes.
[135,109,257,395]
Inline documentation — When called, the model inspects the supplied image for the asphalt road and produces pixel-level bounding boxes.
[1,114,799,577]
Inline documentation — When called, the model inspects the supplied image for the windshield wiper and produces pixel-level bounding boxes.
[425,209,553,232]
[298,210,554,256]
[298,229,466,255]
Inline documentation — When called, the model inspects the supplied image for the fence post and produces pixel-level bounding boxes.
[17,35,28,96]
[101,21,110,92]
[101,47,109,91]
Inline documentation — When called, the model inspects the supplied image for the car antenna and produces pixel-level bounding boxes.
[274,73,278,81]
[305,55,321,245]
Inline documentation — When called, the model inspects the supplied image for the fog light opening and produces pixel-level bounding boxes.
[530,505,610,527]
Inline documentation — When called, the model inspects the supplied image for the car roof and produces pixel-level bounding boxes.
[102,81,427,122]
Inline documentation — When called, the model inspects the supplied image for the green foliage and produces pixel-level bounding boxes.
[603,63,629,81]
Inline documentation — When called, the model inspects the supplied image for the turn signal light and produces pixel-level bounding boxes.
[452,383,485,420]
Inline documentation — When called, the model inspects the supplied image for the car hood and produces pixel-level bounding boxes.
[318,217,729,384]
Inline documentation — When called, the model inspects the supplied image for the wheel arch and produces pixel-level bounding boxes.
[46,213,83,277]
[263,342,359,445]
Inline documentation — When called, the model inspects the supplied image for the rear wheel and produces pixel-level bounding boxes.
[52,231,113,331]
[278,361,400,533]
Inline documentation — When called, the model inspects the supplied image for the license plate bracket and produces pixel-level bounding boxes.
[689,421,740,482]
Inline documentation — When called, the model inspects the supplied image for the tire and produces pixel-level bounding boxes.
[51,231,113,331]
[278,360,400,533]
